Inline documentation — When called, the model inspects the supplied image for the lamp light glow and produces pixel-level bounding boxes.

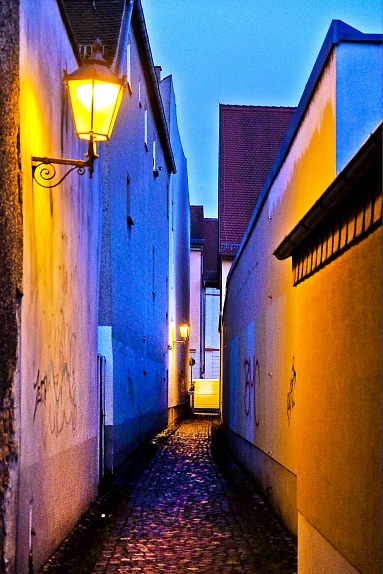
[179,323,190,342]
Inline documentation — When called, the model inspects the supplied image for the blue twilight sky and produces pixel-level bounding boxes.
[141,0,382,218]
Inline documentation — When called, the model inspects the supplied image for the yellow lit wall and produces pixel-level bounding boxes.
[222,33,382,572]
[222,52,336,536]
[193,379,220,410]
[269,52,336,240]
[296,226,382,573]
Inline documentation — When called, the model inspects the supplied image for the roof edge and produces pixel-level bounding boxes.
[134,0,177,174]
[273,122,382,260]
[57,0,83,66]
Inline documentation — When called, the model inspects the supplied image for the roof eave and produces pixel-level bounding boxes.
[273,122,382,260]
[57,0,83,66]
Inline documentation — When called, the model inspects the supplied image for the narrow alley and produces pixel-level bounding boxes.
[42,416,297,574]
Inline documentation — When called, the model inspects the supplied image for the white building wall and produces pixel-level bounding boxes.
[190,248,202,378]
[222,26,382,571]
[204,288,220,379]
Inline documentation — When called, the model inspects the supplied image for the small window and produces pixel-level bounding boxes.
[144,107,148,150]
[152,139,159,177]
[126,40,131,88]
[126,173,134,226]
[138,78,142,107]
[171,188,175,231]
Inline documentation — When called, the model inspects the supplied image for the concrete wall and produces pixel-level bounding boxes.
[336,43,382,173]
[222,29,382,572]
[18,0,101,570]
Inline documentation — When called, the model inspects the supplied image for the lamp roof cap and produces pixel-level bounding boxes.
[64,39,124,84]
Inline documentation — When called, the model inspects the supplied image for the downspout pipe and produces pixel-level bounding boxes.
[115,0,135,78]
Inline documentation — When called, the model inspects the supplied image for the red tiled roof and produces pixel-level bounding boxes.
[219,104,295,256]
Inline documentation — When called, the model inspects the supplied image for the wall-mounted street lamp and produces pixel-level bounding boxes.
[168,323,190,350]
[32,39,125,188]
[178,323,190,342]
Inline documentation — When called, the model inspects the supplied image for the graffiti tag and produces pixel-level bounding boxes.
[287,357,296,424]
[243,357,260,426]
[33,312,78,444]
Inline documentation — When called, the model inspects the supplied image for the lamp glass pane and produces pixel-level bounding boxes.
[106,85,124,139]
[92,80,121,141]
[67,79,93,140]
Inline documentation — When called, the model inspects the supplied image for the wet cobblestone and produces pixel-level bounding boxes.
[95,416,296,573]
[42,416,297,573]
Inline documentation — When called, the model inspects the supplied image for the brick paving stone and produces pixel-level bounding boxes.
[88,416,297,574]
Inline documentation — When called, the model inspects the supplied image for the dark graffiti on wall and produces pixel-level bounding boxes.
[33,312,78,444]
[287,357,296,424]
[243,357,260,426]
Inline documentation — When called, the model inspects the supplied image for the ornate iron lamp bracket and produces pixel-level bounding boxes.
[32,157,90,188]
[31,141,98,188]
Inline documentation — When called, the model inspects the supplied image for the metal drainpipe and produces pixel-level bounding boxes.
[116,0,135,78]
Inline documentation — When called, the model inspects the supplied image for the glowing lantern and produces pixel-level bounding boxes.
[32,39,125,187]
[179,323,190,342]
[64,39,125,142]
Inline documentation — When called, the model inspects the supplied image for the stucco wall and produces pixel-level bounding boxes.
[296,225,382,573]
[222,51,337,535]
[19,0,101,570]
[336,43,382,173]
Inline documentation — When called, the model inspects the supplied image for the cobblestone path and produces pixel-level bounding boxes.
[91,416,297,574]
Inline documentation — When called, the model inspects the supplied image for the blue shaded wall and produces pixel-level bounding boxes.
[336,43,382,173]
